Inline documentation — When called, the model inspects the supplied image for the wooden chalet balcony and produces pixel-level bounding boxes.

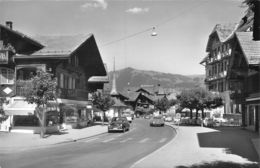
[205,71,227,82]
[16,80,32,96]
[16,80,88,100]
[59,88,88,100]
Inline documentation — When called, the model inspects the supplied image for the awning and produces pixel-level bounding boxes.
[4,100,36,116]
[57,98,91,108]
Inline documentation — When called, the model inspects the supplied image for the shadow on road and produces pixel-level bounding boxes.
[176,161,259,168]
[197,127,259,162]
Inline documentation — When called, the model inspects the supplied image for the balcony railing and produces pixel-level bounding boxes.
[16,80,88,100]
[58,88,88,100]
[16,80,32,96]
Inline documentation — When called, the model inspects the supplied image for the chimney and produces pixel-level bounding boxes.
[253,1,260,40]
[5,21,13,29]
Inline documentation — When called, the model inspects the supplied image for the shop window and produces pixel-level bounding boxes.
[14,115,40,126]
[0,68,14,84]
[46,111,59,126]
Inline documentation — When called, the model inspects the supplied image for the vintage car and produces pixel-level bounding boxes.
[150,116,165,127]
[108,117,130,133]
[203,118,214,127]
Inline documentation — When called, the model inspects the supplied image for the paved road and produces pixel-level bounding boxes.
[0,118,176,168]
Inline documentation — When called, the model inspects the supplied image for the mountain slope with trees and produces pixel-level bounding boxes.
[107,67,205,92]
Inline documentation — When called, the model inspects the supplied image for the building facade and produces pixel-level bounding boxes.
[228,32,260,132]
[0,22,108,133]
[200,9,253,115]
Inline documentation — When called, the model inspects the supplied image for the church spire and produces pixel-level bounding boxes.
[110,56,118,96]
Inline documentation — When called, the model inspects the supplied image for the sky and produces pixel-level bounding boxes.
[0,0,247,75]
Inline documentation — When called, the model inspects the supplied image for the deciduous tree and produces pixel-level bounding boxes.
[24,70,57,138]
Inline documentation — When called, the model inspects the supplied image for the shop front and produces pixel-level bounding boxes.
[245,93,260,132]
[58,99,92,129]
[2,97,60,134]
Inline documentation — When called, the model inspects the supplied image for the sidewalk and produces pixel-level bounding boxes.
[131,124,259,168]
[0,123,108,151]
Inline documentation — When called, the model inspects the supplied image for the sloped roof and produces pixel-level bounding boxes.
[136,85,155,95]
[212,23,237,42]
[199,54,209,64]
[126,92,140,101]
[0,24,44,48]
[0,24,44,54]
[235,32,260,65]
[206,23,237,52]
[112,98,127,107]
[32,34,92,55]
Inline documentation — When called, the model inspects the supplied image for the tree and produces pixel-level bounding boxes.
[176,90,197,119]
[24,70,57,138]
[177,88,224,119]
[243,0,260,40]
[154,96,170,114]
[92,92,114,124]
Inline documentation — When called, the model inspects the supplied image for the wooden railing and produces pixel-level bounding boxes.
[16,80,88,100]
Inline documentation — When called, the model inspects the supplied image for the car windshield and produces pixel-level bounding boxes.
[153,116,162,120]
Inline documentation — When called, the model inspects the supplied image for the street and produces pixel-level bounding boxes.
[0,118,176,168]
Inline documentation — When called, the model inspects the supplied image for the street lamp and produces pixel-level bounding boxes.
[151,27,157,36]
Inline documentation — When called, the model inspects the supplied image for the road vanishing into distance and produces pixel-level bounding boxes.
[0,118,176,168]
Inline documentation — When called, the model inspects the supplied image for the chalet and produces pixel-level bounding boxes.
[227,31,260,132]
[200,9,254,115]
[0,22,108,133]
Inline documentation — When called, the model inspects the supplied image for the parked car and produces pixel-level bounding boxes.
[144,115,151,119]
[213,117,228,126]
[108,117,130,133]
[203,118,214,127]
[125,115,133,123]
[164,116,173,122]
[150,116,165,127]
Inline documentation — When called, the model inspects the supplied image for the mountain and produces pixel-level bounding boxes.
[106,67,205,92]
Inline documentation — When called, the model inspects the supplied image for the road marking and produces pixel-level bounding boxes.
[159,138,167,143]
[130,124,177,168]
[139,138,150,143]
[120,138,133,143]
[83,137,99,143]
[102,138,115,143]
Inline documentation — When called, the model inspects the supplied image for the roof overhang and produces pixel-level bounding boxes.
[88,76,109,83]
[14,53,70,59]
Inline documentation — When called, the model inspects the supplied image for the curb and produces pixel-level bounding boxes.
[54,131,108,145]
[130,122,178,168]
[0,130,108,152]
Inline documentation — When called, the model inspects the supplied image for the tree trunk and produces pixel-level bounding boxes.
[40,111,45,138]
[36,106,46,138]
[190,109,193,119]
[201,109,205,119]
[195,109,199,119]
